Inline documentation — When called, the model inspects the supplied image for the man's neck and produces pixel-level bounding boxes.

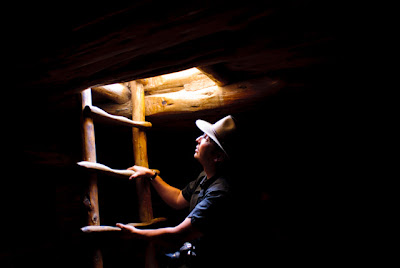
[203,164,217,179]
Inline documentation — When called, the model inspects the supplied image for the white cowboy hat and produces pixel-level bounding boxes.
[196,115,237,157]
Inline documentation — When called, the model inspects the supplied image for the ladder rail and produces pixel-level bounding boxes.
[131,81,154,223]
[80,89,101,226]
[80,88,104,268]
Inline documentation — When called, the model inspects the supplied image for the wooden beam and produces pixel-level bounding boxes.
[139,68,215,95]
[81,218,167,233]
[85,105,152,128]
[91,83,130,104]
[80,89,101,226]
[131,81,159,268]
[78,161,159,179]
[98,76,284,119]
[80,88,103,268]
[197,65,230,86]
[145,76,284,117]
[139,68,201,90]
[130,81,153,223]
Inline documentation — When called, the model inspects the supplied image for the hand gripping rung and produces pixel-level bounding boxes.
[81,218,167,233]
[78,161,160,179]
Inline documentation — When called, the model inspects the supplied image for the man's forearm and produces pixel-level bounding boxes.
[151,176,186,209]
[117,218,202,245]
[128,165,188,210]
[120,226,181,247]
[136,226,174,240]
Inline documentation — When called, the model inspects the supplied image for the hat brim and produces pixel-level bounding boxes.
[196,119,227,155]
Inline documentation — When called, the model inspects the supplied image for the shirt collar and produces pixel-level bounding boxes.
[199,173,219,189]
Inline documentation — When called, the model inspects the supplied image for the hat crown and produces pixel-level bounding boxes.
[213,115,236,141]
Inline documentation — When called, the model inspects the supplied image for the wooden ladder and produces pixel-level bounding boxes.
[79,81,162,268]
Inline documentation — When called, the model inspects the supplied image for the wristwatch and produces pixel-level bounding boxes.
[149,170,158,181]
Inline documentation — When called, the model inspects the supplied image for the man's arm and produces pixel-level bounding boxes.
[128,165,189,210]
[151,175,189,210]
[116,218,202,244]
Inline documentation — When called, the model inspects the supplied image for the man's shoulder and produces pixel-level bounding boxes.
[190,171,207,187]
[208,175,231,193]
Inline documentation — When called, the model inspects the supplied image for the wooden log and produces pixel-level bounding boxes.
[81,218,167,233]
[80,88,103,268]
[85,105,152,128]
[197,65,230,86]
[142,70,215,95]
[77,161,160,179]
[131,81,159,268]
[130,81,153,223]
[82,226,121,233]
[80,89,101,226]
[138,68,209,93]
[145,76,284,117]
[145,73,216,96]
[91,83,131,104]
[99,76,284,119]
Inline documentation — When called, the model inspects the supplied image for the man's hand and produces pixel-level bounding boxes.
[116,223,142,238]
[127,165,155,180]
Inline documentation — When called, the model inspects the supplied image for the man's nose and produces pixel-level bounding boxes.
[196,134,204,143]
[196,136,202,143]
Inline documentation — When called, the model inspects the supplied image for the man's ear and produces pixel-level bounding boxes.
[213,152,226,163]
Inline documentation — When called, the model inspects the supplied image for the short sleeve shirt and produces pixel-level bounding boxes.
[181,171,231,234]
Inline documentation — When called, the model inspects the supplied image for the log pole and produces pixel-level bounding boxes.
[80,88,103,268]
[91,83,130,104]
[81,89,101,226]
[130,81,153,222]
[130,81,158,268]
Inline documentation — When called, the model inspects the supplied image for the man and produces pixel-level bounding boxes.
[117,115,237,266]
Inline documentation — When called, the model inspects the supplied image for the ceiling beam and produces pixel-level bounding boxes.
[197,65,231,86]
[98,76,284,120]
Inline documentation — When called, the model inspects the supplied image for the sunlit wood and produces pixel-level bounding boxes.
[92,83,130,104]
[98,76,283,119]
[131,81,154,223]
[81,218,167,233]
[85,105,152,128]
[138,68,216,95]
[78,161,159,179]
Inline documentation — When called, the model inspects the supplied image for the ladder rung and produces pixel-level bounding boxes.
[84,105,152,129]
[78,161,160,179]
[81,217,167,233]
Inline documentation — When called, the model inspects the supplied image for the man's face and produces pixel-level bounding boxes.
[194,133,218,164]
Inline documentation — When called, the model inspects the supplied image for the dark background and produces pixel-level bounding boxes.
[2,1,340,267]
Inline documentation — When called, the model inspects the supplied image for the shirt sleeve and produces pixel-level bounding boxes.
[182,171,206,202]
[182,179,198,202]
[187,189,229,233]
